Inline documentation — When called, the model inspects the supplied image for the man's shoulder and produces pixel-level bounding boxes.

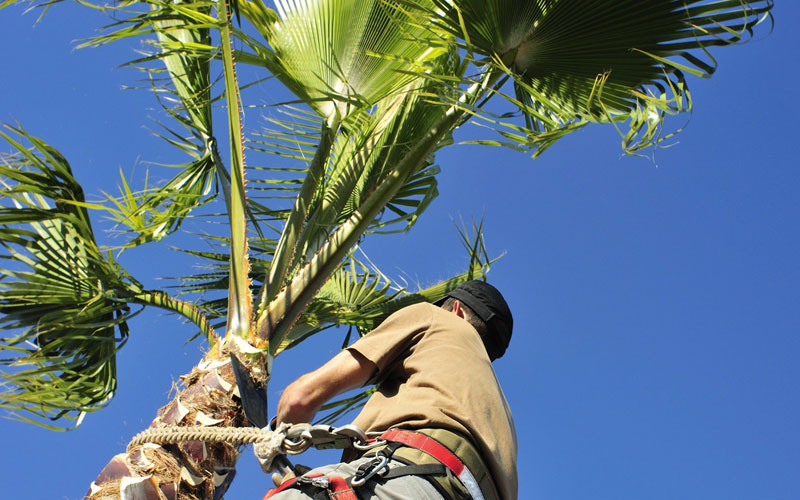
[361,302,435,341]
[383,301,436,322]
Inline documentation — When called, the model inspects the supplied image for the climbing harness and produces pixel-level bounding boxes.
[132,424,497,500]
[261,428,498,500]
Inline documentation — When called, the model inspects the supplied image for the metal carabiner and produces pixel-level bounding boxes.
[352,438,386,451]
[350,455,389,487]
[332,424,369,445]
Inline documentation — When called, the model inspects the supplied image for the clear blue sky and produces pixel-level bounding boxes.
[1,3,797,500]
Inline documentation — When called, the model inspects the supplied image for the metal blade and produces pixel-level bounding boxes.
[230,352,269,428]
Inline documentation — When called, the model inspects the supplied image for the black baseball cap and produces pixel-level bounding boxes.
[434,280,513,360]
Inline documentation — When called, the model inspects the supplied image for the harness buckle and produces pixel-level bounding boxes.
[350,455,389,487]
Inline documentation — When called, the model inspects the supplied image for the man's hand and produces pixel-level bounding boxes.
[271,463,312,487]
[277,348,375,424]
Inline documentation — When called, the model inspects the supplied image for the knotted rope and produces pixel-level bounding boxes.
[130,422,302,472]
[128,422,385,474]
[130,425,276,447]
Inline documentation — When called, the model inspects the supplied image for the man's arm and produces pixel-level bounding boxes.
[276,348,376,424]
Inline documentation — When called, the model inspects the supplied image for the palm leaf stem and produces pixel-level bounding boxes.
[129,291,218,344]
[259,119,340,314]
[217,0,252,340]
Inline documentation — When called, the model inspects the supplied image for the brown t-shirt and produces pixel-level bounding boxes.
[347,302,518,500]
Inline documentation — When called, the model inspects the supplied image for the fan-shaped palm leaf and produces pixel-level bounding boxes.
[0,126,218,427]
[241,0,447,120]
[0,125,135,427]
[421,0,773,153]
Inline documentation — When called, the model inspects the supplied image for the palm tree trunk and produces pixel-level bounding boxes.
[85,349,250,500]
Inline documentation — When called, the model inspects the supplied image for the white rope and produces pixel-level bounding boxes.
[129,422,303,472]
[130,425,275,447]
[128,422,377,473]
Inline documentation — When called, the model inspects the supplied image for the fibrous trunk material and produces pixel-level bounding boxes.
[84,349,250,500]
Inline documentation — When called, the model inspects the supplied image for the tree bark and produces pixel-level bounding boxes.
[84,348,253,500]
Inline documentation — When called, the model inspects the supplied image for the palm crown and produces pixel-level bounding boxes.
[0,0,773,498]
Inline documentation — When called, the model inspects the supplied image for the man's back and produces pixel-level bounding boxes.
[348,302,518,499]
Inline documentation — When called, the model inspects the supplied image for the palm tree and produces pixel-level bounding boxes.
[0,0,773,499]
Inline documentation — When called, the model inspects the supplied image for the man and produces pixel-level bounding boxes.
[265,280,517,500]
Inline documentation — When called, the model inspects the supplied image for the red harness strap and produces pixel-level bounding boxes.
[261,472,358,500]
[327,476,358,500]
[379,429,485,500]
[380,430,464,475]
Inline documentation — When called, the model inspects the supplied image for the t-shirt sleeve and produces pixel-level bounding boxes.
[346,303,433,384]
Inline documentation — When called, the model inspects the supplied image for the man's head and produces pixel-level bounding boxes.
[435,280,513,360]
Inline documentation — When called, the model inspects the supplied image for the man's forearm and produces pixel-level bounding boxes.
[276,349,376,424]
[276,373,324,424]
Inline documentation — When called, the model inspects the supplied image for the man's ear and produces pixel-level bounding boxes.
[452,299,467,319]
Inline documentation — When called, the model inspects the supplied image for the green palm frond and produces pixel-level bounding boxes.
[249,106,324,171]
[298,253,403,336]
[417,0,773,154]
[74,0,224,248]
[241,0,447,120]
[0,215,133,429]
[94,155,218,248]
[79,0,255,337]
[151,2,215,137]
[260,118,341,310]
[240,0,453,299]
[369,163,439,234]
[0,125,136,428]
[0,126,219,427]
[334,49,460,235]
[214,0,254,340]
[247,107,325,241]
